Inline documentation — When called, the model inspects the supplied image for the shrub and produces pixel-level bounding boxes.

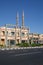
[31,43,36,47]
[31,43,41,47]
[16,43,29,47]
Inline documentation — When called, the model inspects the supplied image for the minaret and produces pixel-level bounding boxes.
[16,12,19,27]
[22,11,24,27]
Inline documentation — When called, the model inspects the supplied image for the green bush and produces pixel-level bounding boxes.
[31,43,41,47]
[16,43,43,47]
[21,43,29,47]
[16,43,29,47]
[16,43,21,46]
[31,43,36,47]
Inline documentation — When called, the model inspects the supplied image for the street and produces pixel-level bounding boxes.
[0,48,43,65]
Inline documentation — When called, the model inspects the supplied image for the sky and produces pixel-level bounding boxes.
[0,0,43,34]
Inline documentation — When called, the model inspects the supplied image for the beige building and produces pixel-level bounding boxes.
[0,26,29,46]
[0,11,43,47]
[29,33,43,44]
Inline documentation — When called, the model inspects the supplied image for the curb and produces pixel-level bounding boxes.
[0,46,43,51]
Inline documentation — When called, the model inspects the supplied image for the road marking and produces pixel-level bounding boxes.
[15,52,41,56]
[10,52,41,57]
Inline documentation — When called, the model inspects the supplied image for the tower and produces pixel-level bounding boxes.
[16,12,19,27]
[22,11,24,27]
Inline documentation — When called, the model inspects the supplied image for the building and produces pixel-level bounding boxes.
[0,11,29,47]
[0,25,29,46]
[0,11,43,47]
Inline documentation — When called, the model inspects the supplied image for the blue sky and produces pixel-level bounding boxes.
[0,0,43,34]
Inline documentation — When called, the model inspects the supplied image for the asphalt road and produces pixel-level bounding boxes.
[0,48,43,65]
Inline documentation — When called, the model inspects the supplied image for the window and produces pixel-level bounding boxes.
[21,40,25,43]
[10,40,15,45]
[7,31,8,34]
[11,32,15,35]
[36,38,38,40]
[33,38,36,40]
[21,32,24,36]
[2,31,5,35]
